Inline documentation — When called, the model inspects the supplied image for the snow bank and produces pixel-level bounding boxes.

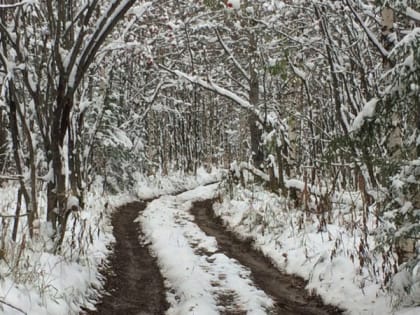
[0,180,114,315]
[213,184,420,315]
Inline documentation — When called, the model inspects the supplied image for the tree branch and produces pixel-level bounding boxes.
[346,0,389,60]
[0,298,27,314]
[215,28,250,82]
[159,64,264,126]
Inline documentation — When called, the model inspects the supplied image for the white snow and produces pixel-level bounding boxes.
[2,167,419,315]
[212,184,420,315]
[0,179,114,315]
[350,98,378,132]
[0,172,223,315]
[66,195,79,211]
[137,184,275,314]
[406,7,420,22]
[226,0,240,10]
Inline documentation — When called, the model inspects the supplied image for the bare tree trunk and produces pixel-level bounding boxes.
[381,7,395,59]
[417,108,420,158]
[249,34,264,168]
[0,111,7,174]
[5,83,33,236]
[12,189,22,242]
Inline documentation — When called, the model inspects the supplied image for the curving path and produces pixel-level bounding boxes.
[86,196,343,315]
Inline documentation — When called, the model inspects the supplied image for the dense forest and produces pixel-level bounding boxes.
[0,0,419,314]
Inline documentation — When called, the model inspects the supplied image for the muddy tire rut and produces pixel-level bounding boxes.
[85,202,168,315]
[86,197,343,315]
[190,199,344,315]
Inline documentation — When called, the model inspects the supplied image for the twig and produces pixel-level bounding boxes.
[345,0,389,59]
[0,175,23,181]
[0,213,29,218]
[0,175,46,181]
[0,299,27,315]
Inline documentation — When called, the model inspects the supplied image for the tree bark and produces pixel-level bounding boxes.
[248,34,264,168]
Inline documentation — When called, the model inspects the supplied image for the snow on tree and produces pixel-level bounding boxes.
[226,0,240,10]
[0,0,142,247]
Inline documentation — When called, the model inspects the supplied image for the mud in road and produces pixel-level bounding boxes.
[85,202,168,315]
[191,199,344,315]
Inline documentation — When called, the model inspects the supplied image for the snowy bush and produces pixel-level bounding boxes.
[0,179,114,315]
[214,177,420,313]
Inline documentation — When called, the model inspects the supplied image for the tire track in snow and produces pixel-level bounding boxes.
[191,199,343,315]
[138,194,275,315]
[85,202,168,315]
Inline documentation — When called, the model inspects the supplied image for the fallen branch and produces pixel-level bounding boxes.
[237,162,270,182]
[0,300,27,315]
[0,213,29,218]
[0,175,46,181]
[0,175,23,181]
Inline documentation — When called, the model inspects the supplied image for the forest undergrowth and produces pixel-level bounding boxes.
[215,169,420,314]
[0,178,112,315]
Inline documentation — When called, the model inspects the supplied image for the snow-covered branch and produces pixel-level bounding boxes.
[350,98,378,132]
[215,28,250,82]
[0,300,27,315]
[0,22,17,50]
[405,7,420,22]
[0,1,30,9]
[346,0,389,59]
[237,162,270,182]
[159,64,263,124]
[70,0,147,90]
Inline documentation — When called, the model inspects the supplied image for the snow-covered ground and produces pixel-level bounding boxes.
[137,183,275,314]
[0,179,113,315]
[2,167,419,315]
[213,183,420,315]
[0,168,221,315]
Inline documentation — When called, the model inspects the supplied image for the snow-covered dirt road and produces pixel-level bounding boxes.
[136,183,342,314]
[87,183,342,314]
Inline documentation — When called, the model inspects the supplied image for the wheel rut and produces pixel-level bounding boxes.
[84,196,344,315]
[190,199,344,315]
[84,201,168,315]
